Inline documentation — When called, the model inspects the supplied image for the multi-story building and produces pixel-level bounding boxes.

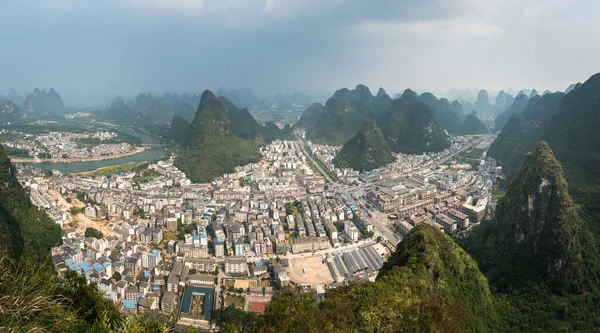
[224,256,247,276]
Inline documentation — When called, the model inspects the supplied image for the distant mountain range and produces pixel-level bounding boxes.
[294,85,477,156]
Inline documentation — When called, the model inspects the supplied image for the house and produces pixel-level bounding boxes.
[224,256,247,276]
[161,291,179,313]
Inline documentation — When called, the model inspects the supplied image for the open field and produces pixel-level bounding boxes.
[224,295,245,309]
[286,255,334,286]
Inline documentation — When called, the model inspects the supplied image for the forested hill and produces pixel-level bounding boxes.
[487,92,563,181]
[294,85,451,154]
[172,90,260,183]
[463,142,598,293]
[333,120,394,171]
[217,224,498,332]
[0,144,61,260]
[381,91,450,154]
[459,112,489,135]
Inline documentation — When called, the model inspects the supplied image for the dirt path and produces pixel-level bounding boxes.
[49,191,115,237]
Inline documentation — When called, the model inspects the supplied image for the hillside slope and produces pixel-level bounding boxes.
[333,121,394,171]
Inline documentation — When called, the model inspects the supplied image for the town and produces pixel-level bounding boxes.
[16,133,497,331]
[2,127,141,160]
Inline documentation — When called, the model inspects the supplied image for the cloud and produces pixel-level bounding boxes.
[355,19,505,39]
[130,0,204,12]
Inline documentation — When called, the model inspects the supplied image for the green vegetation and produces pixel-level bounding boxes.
[260,122,295,143]
[80,161,147,178]
[0,256,173,332]
[494,93,529,131]
[3,145,29,157]
[0,144,61,260]
[69,207,82,215]
[333,121,394,172]
[305,97,366,145]
[224,294,246,309]
[454,148,486,170]
[293,102,325,129]
[217,224,497,332]
[173,90,260,183]
[419,92,465,133]
[462,142,597,293]
[488,93,564,181]
[84,227,104,239]
[381,91,450,154]
[299,85,392,145]
[459,112,489,134]
[167,114,191,146]
[295,86,450,154]
[132,167,159,185]
[456,141,600,331]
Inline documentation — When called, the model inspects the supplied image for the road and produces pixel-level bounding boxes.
[296,135,404,246]
[296,139,335,183]
[435,135,493,166]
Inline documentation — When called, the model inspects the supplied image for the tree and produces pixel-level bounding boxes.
[189,268,197,275]
[69,207,80,215]
[112,272,122,281]
[84,227,103,239]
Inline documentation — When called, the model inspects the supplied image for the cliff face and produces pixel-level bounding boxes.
[470,142,596,293]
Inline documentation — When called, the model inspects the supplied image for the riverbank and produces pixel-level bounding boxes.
[71,161,148,177]
[9,146,149,163]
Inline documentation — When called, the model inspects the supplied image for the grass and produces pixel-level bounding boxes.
[492,187,506,201]
[224,294,246,309]
[73,161,147,178]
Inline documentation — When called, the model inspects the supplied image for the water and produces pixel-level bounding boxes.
[25,125,166,174]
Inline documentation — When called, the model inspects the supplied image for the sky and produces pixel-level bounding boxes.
[0,0,599,104]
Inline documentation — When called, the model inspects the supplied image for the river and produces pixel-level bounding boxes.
[25,125,166,174]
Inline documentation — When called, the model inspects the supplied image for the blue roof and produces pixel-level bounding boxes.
[65,258,74,266]
[148,249,159,257]
[80,261,93,272]
[144,270,151,277]
[255,261,265,267]
[102,261,112,268]
[121,300,138,309]
[69,263,81,271]
[93,263,104,271]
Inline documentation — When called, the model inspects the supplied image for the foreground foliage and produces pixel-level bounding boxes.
[216,224,498,333]
[0,256,172,333]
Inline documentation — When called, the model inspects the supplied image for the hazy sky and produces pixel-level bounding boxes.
[1,0,599,103]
